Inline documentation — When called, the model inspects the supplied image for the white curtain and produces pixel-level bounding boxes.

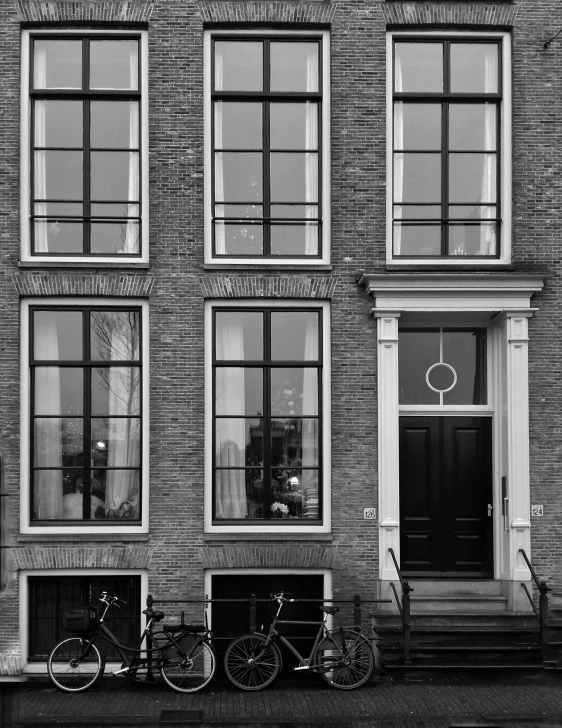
[124,100,140,253]
[304,49,319,255]
[215,321,247,518]
[393,54,404,255]
[34,314,63,519]
[34,47,48,252]
[214,48,226,254]
[480,51,498,255]
[301,317,319,518]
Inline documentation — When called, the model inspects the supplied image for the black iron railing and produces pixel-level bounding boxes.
[388,548,413,664]
[519,548,549,653]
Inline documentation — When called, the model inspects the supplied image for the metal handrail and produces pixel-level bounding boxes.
[388,548,413,664]
[519,549,549,654]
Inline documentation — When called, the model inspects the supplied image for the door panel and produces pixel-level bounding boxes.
[400,416,493,577]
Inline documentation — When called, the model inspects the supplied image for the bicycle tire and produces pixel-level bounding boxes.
[315,631,375,690]
[48,637,105,692]
[224,634,281,691]
[160,640,216,693]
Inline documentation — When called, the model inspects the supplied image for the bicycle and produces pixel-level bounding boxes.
[223,591,375,691]
[47,591,216,694]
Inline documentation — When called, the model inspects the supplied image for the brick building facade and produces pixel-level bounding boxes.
[0,0,560,675]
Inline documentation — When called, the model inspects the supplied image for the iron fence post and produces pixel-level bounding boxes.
[249,593,257,633]
[353,594,362,631]
[146,593,153,681]
[403,582,412,665]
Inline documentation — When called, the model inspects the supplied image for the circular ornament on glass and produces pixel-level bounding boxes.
[426,362,457,393]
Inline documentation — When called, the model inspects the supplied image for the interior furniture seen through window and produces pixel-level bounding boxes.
[30,307,142,523]
[30,36,141,256]
[393,39,501,257]
[212,37,322,258]
[213,308,322,522]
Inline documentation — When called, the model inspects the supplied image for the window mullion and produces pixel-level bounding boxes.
[83,310,91,521]
[263,311,272,519]
[263,101,270,256]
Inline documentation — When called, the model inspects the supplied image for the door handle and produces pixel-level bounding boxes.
[487,503,493,517]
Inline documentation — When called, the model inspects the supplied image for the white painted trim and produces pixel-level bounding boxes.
[204,300,331,534]
[19,568,148,671]
[20,29,149,265]
[203,29,331,266]
[386,30,512,266]
[20,298,150,534]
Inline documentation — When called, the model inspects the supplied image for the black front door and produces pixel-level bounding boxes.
[399,416,493,577]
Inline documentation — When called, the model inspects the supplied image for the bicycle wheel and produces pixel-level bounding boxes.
[224,634,281,691]
[160,640,216,693]
[315,631,375,690]
[48,637,104,692]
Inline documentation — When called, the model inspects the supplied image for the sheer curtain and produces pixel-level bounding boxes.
[393,54,404,255]
[301,317,319,518]
[124,99,140,253]
[214,49,226,254]
[34,314,63,518]
[34,47,48,252]
[215,322,247,518]
[480,51,498,255]
[305,49,319,255]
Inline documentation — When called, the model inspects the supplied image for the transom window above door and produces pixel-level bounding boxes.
[399,328,487,406]
[391,37,505,260]
[206,33,330,264]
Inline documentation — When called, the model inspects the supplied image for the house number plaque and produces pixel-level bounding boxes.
[531,505,544,517]
[363,508,377,520]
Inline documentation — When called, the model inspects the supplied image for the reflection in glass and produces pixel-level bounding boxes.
[271,368,318,416]
[450,43,498,93]
[214,41,263,92]
[394,103,441,150]
[395,42,443,93]
[271,205,318,220]
[270,42,318,92]
[394,153,441,203]
[270,418,318,467]
[90,311,140,361]
[34,368,83,415]
[215,204,263,220]
[394,205,441,220]
[91,152,140,202]
[449,104,496,151]
[449,153,496,203]
[214,102,262,150]
[91,102,139,149]
[90,418,141,467]
[215,152,263,202]
[399,330,441,405]
[215,312,263,360]
[34,418,83,466]
[91,367,140,416]
[215,368,263,416]
[449,223,497,257]
[271,312,319,361]
[216,418,263,466]
[33,40,82,89]
[35,100,82,148]
[33,222,83,254]
[270,103,318,149]
[271,153,318,202]
[271,224,319,256]
[91,203,139,218]
[214,223,263,255]
[393,224,441,256]
[35,151,83,200]
[90,41,138,90]
[34,311,83,360]
[449,205,496,220]
[443,330,487,405]
[91,222,140,255]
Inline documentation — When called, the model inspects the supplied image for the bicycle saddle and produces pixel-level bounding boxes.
[164,623,206,634]
[142,608,165,622]
[319,605,339,615]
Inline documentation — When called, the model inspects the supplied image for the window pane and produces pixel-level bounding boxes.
[450,43,498,93]
[449,205,496,220]
[90,311,140,361]
[216,419,263,466]
[33,311,83,360]
[449,153,496,203]
[394,205,441,220]
[270,418,318,468]
[90,418,141,467]
[271,224,318,256]
[443,330,487,405]
[215,368,263,416]
[214,102,262,150]
[33,40,82,89]
[214,469,259,519]
[271,312,319,361]
[34,368,83,415]
[35,151,83,200]
[33,221,83,254]
[214,223,263,255]
[35,203,83,217]
[270,103,318,150]
[399,330,441,405]
[90,40,138,90]
[394,103,441,150]
[215,152,262,202]
[393,224,442,256]
[449,223,497,256]
[449,104,496,151]
[271,468,318,519]
[33,471,64,519]
[214,41,263,91]
[395,42,443,93]
[34,418,83,467]
[271,205,318,220]
[394,153,441,203]
[35,100,82,148]
[91,203,139,218]
[215,312,263,360]
[91,152,140,202]
[270,153,318,203]
[215,204,263,220]
[91,102,139,149]
[92,471,140,519]
[91,222,140,255]
[270,42,319,92]
[271,368,318,416]
[91,367,141,416]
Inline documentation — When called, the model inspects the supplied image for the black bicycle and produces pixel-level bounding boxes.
[47,591,216,693]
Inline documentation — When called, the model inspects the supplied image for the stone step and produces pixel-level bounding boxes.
[372,611,539,630]
[404,579,504,597]
[410,595,508,612]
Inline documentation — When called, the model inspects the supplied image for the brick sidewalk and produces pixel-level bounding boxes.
[2,671,562,728]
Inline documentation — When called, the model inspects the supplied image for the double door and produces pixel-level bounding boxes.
[399,416,493,577]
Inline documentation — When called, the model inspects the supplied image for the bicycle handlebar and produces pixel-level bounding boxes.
[272,591,294,603]
[99,591,128,608]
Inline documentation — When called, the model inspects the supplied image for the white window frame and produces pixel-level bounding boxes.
[19,568,148,672]
[20,29,150,266]
[20,297,150,535]
[204,299,331,534]
[386,30,512,267]
[203,29,331,267]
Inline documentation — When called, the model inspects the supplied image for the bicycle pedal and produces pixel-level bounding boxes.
[292,665,311,671]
